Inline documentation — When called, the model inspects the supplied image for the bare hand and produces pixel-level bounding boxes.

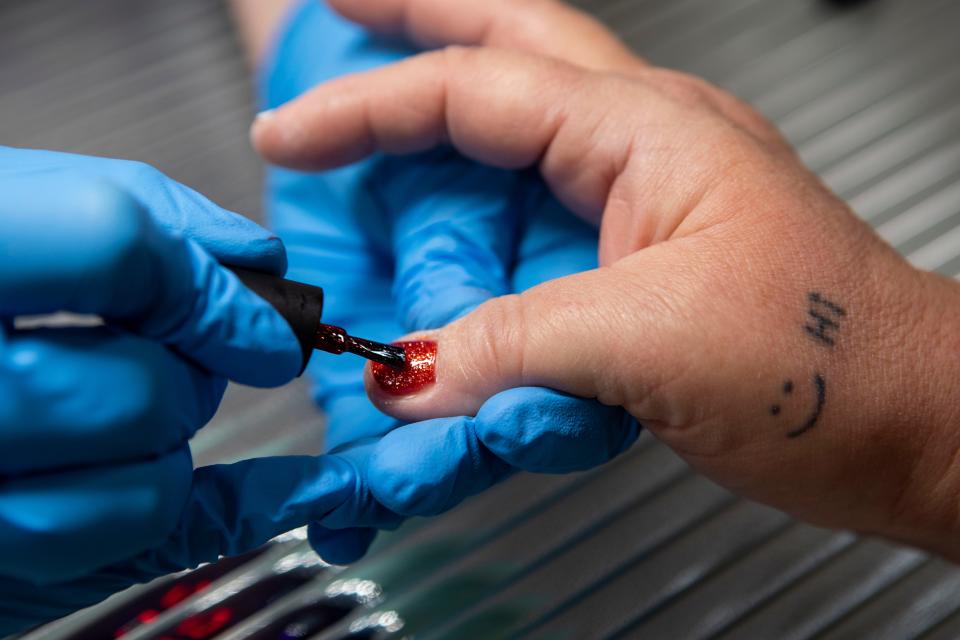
[253,0,960,559]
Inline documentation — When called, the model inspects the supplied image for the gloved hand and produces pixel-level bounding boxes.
[0,147,395,635]
[255,0,639,561]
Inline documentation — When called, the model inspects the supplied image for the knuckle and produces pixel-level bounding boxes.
[458,294,528,388]
[122,342,223,440]
[644,68,715,107]
[136,446,194,540]
[439,43,481,70]
[118,159,165,186]
[3,338,46,374]
[474,392,539,460]
[0,342,42,427]
[512,0,559,37]
[75,179,152,276]
[118,349,168,430]
[495,421,548,468]
[368,443,438,515]
[639,68,787,153]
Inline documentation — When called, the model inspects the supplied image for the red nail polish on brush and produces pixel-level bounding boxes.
[371,341,437,395]
[226,267,406,372]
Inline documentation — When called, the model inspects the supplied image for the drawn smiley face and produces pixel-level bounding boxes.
[770,374,826,438]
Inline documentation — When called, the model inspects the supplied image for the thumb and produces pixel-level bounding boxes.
[364,232,923,546]
[364,248,695,423]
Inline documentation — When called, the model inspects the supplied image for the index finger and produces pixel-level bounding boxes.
[0,147,288,275]
[1,172,302,387]
[253,47,656,224]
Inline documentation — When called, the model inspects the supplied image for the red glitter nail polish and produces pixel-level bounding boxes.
[371,340,437,395]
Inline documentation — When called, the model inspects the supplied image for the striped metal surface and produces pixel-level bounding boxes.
[5,0,960,638]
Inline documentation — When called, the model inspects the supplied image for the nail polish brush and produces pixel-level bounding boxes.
[227,266,406,372]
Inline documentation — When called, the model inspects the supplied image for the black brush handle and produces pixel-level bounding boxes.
[227,266,324,374]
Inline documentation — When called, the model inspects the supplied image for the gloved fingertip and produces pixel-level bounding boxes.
[399,285,493,332]
[322,393,400,450]
[145,456,357,570]
[474,388,639,473]
[216,233,288,277]
[228,275,305,387]
[103,155,289,276]
[307,525,377,565]
[368,418,511,517]
[366,424,455,516]
[172,256,303,388]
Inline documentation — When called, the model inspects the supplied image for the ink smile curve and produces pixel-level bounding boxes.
[787,373,825,439]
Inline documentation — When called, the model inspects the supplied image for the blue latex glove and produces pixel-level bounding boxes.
[260,1,639,559]
[0,147,398,634]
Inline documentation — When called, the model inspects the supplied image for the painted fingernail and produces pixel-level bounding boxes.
[371,340,437,395]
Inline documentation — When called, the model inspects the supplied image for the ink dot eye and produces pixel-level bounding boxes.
[783,380,794,394]
[770,405,781,416]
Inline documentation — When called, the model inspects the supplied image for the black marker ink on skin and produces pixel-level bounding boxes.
[769,379,794,416]
[769,375,826,438]
[772,293,843,438]
[787,374,826,438]
[804,292,846,347]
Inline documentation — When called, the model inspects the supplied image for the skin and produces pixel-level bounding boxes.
[227,0,296,66]
[248,0,960,560]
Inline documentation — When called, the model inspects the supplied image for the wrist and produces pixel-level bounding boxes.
[865,267,960,558]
